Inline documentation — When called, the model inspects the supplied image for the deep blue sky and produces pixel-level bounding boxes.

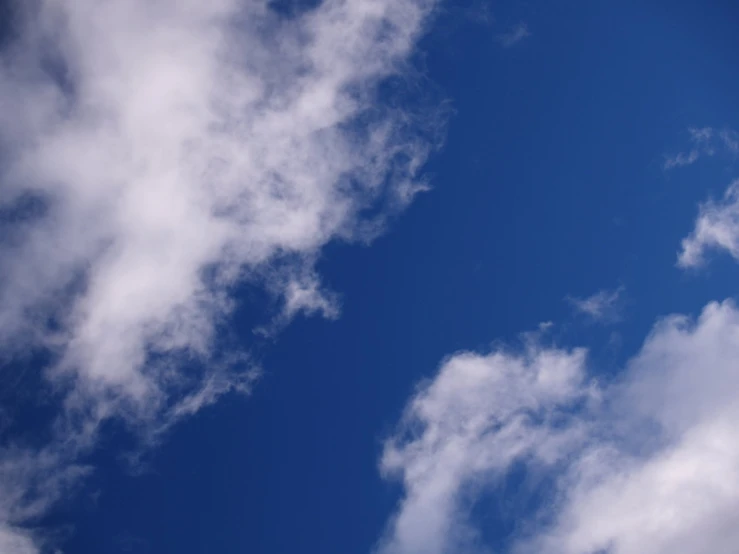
[18,0,739,552]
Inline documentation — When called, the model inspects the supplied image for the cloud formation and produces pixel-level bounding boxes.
[664,126,738,170]
[376,342,592,554]
[0,0,441,549]
[567,286,624,323]
[679,179,739,268]
[378,299,739,554]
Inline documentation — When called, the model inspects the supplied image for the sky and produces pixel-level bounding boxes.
[1,0,739,553]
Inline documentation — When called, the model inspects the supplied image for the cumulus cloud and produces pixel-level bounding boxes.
[678,179,739,268]
[377,299,739,554]
[376,343,593,554]
[566,286,624,323]
[0,0,442,549]
[497,23,530,48]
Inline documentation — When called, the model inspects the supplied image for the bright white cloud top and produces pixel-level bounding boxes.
[0,0,441,551]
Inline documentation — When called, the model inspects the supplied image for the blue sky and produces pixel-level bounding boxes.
[1,1,739,553]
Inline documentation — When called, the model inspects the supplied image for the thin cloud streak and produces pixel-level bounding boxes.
[663,126,737,170]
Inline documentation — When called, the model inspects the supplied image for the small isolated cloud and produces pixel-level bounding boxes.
[567,286,624,323]
[377,299,739,554]
[663,126,738,170]
[497,22,530,48]
[678,179,739,268]
[0,0,442,550]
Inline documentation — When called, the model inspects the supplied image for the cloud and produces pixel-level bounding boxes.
[376,343,593,554]
[663,149,701,170]
[663,126,738,170]
[566,286,624,323]
[678,179,739,268]
[0,527,37,554]
[525,300,739,554]
[663,127,713,169]
[497,23,530,48]
[0,0,442,549]
[377,299,739,554]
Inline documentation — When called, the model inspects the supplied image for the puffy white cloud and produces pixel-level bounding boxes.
[376,343,593,554]
[678,179,739,268]
[524,300,739,554]
[0,0,441,549]
[566,286,624,323]
[378,300,739,554]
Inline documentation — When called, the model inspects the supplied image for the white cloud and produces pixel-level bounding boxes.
[376,344,593,554]
[678,179,739,268]
[567,286,624,323]
[377,299,739,554]
[497,23,530,48]
[0,0,442,549]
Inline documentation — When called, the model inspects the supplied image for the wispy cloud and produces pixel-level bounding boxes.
[567,286,624,323]
[0,0,442,549]
[663,126,737,170]
[377,300,739,554]
[663,149,701,170]
[497,22,530,48]
[678,179,739,268]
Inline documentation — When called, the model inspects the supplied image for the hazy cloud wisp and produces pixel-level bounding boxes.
[566,286,624,323]
[664,126,738,170]
[497,22,530,48]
